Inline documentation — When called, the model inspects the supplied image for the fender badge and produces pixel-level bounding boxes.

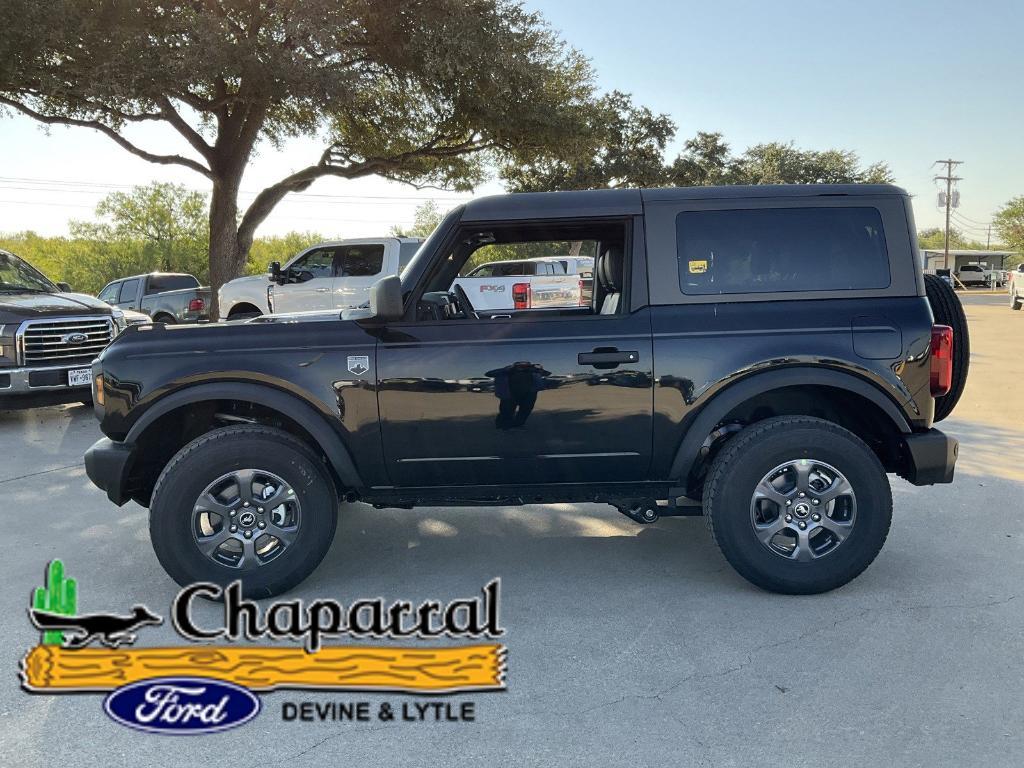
[347,355,369,376]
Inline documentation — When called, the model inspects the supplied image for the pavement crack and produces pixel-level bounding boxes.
[0,462,83,484]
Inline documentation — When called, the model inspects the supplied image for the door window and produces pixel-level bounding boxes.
[334,244,385,277]
[117,279,140,302]
[98,283,119,303]
[415,221,627,319]
[290,248,336,279]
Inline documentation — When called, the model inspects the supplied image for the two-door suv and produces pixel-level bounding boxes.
[85,185,968,598]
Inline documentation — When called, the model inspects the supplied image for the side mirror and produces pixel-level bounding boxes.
[369,275,403,322]
[56,281,71,292]
[268,261,283,283]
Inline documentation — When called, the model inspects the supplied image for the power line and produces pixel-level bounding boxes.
[0,175,470,203]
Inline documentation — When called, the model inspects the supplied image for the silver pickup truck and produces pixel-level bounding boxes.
[98,272,211,324]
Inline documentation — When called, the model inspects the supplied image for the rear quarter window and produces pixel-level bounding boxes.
[676,207,891,295]
[146,275,199,293]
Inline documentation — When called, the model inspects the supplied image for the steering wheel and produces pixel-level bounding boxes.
[451,283,478,319]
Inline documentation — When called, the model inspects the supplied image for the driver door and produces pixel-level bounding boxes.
[271,247,337,313]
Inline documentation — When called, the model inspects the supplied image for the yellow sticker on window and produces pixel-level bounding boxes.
[689,260,708,274]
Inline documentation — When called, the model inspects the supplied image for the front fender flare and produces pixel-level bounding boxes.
[124,382,363,489]
[668,367,913,483]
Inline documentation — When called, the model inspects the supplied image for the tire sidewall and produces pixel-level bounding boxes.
[150,429,337,598]
[710,423,891,594]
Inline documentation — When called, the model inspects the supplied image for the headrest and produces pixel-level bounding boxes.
[598,245,624,291]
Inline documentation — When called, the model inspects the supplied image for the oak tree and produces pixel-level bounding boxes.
[0,0,597,308]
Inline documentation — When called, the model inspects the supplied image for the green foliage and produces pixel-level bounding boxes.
[506,120,894,192]
[391,201,445,239]
[994,197,1024,267]
[32,560,77,645]
[917,227,992,253]
[0,183,209,293]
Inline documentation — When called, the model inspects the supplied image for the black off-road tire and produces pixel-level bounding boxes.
[704,416,892,595]
[1011,285,1022,311]
[149,425,338,598]
[924,274,969,421]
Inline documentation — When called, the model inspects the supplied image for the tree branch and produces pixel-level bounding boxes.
[0,96,213,178]
[156,95,214,162]
[236,139,494,248]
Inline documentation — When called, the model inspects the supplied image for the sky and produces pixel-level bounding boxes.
[1,0,1021,243]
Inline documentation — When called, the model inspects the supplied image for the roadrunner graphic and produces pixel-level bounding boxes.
[29,605,162,649]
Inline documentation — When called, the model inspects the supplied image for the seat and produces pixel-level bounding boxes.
[597,245,623,314]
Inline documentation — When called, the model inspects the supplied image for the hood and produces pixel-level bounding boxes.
[0,290,113,322]
[219,274,267,296]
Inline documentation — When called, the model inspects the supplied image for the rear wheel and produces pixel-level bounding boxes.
[924,274,969,421]
[153,313,176,325]
[704,416,892,595]
[149,425,338,598]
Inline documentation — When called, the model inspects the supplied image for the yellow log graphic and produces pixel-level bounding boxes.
[21,644,505,693]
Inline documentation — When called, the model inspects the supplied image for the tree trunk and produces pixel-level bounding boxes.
[208,176,245,319]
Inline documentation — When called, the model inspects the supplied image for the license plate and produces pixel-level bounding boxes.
[68,368,92,387]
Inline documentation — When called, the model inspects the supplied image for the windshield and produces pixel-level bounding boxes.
[0,250,57,293]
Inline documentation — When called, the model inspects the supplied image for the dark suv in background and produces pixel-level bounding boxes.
[1,249,124,409]
[84,184,968,598]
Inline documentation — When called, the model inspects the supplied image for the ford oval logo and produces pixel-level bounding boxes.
[61,332,89,345]
[103,677,260,734]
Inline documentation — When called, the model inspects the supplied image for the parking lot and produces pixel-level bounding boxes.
[1,291,1021,767]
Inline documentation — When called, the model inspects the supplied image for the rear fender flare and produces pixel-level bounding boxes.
[668,367,912,482]
[124,382,362,488]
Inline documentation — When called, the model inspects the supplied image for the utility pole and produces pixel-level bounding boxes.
[987,224,991,249]
[934,159,963,270]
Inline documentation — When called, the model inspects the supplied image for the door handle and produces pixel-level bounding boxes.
[578,348,638,368]
[315,287,330,292]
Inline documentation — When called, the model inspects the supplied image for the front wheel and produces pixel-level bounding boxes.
[704,416,892,595]
[1012,287,1022,311]
[149,425,339,598]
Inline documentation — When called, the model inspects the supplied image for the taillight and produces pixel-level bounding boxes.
[930,324,953,397]
[512,282,531,310]
[188,297,206,312]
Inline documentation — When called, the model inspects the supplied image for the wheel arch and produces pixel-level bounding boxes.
[669,367,912,491]
[227,302,262,318]
[124,382,362,504]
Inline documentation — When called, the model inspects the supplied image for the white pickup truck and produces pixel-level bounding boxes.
[218,237,423,320]
[451,256,594,312]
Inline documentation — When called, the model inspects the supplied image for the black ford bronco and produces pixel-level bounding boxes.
[85,184,968,597]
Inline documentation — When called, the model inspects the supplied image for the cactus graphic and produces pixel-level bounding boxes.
[32,560,77,645]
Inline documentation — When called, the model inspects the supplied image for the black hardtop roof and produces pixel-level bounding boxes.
[461,184,908,221]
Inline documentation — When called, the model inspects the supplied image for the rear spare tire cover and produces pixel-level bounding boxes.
[924,274,969,421]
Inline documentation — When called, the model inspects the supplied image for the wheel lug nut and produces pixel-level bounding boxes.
[812,513,821,522]
[786,500,792,506]
[230,525,237,532]
[258,507,264,513]
[798,492,806,498]
[244,530,252,538]
[798,521,807,529]
[785,514,792,522]
[230,509,236,516]
[258,521,266,529]
[812,498,819,505]
[243,501,250,507]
